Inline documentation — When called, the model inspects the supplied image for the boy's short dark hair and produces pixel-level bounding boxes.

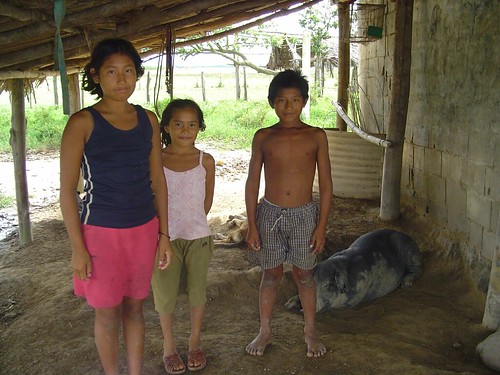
[82,38,144,99]
[267,69,309,103]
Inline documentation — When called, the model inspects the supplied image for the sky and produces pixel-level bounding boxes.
[148,8,307,69]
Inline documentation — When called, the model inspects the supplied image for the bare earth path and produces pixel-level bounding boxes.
[0,145,495,375]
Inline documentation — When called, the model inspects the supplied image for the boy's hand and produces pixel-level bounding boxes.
[310,227,326,254]
[246,228,261,251]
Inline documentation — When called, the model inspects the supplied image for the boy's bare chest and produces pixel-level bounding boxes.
[263,133,316,157]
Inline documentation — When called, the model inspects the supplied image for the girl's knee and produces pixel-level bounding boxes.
[122,298,145,321]
[95,306,122,329]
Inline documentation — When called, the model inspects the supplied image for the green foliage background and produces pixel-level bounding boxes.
[0,97,336,153]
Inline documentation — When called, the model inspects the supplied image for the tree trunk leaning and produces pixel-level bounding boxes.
[379,0,414,221]
[9,79,32,245]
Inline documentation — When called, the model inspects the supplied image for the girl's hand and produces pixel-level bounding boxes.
[72,247,92,280]
[157,235,173,270]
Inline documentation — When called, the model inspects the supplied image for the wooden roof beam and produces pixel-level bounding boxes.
[0,0,158,46]
[0,2,47,22]
[0,0,318,72]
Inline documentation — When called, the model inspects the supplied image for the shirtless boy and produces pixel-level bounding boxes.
[245,69,332,358]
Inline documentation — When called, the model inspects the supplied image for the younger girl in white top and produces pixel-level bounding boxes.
[151,99,215,374]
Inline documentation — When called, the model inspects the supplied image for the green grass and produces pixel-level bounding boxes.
[0,98,336,153]
[0,193,14,208]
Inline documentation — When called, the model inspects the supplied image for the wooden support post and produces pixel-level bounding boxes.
[68,73,81,114]
[146,71,151,103]
[201,71,206,102]
[379,0,414,221]
[235,60,241,100]
[243,67,248,101]
[9,79,32,245]
[302,30,311,120]
[336,1,350,131]
[53,76,59,107]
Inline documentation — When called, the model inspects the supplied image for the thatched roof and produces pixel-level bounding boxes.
[0,0,322,79]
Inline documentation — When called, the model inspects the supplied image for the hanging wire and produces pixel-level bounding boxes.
[153,32,165,118]
[165,25,175,98]
[153,25,175,117]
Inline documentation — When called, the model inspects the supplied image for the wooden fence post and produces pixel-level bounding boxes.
[9,79,32,245]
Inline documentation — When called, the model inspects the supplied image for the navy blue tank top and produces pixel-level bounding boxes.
[80,105,157,228]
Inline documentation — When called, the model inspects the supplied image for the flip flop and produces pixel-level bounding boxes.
[187,348,207,371]
[163,352,186,375]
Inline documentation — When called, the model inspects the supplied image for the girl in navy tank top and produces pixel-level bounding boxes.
[60,38,173,375]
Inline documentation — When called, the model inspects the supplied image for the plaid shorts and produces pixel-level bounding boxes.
[248,198,319,270]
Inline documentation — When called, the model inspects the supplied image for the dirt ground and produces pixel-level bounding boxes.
[0,146,496,375]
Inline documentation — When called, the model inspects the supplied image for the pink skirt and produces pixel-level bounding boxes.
[74,217,159,308]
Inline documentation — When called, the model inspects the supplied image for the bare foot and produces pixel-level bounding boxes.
[245,331,271,356]
[305,334,326,358]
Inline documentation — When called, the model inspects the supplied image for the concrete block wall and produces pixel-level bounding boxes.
[358,0,499,290]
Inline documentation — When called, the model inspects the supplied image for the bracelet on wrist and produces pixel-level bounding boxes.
[159,232,170,239]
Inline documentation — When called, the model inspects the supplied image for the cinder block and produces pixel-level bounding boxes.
[468,221,483,251]
[412,125,429,147]
[402,143,413,167]
[442,153,462,184]
[485,166,499,201]
[445,129,469,158]
[424,148,442,176]
[428,198,447,223]
[446,180,468,232]
[490,202,499,233]
[462,159,486,195]
[412,166,427,197]
[428,174,445,203]
[481,229,496,261]
[468,132,495,167]
[467,190,492,229]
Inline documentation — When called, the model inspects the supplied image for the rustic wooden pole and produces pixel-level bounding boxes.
[9,79,32,245]
[379,0,413,221]
[302,30,311,120]
[68,73,81,114]
[201,71,206,102]
[53,76,59,107]
[146,71,151,103]
[336,1,350,131]
[243,67,248,101]
[235,61,241,100]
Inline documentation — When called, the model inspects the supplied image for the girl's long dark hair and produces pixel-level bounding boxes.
[81,38,144,99]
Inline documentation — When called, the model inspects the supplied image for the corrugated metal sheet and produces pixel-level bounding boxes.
[315,130,384,199]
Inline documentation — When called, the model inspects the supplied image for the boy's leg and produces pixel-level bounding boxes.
[95,305,122,375]
[122,297,146,375]
[292,266,326,358]
[246,265,283,356]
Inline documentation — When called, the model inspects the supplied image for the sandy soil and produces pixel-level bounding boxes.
[0,145,496,375]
